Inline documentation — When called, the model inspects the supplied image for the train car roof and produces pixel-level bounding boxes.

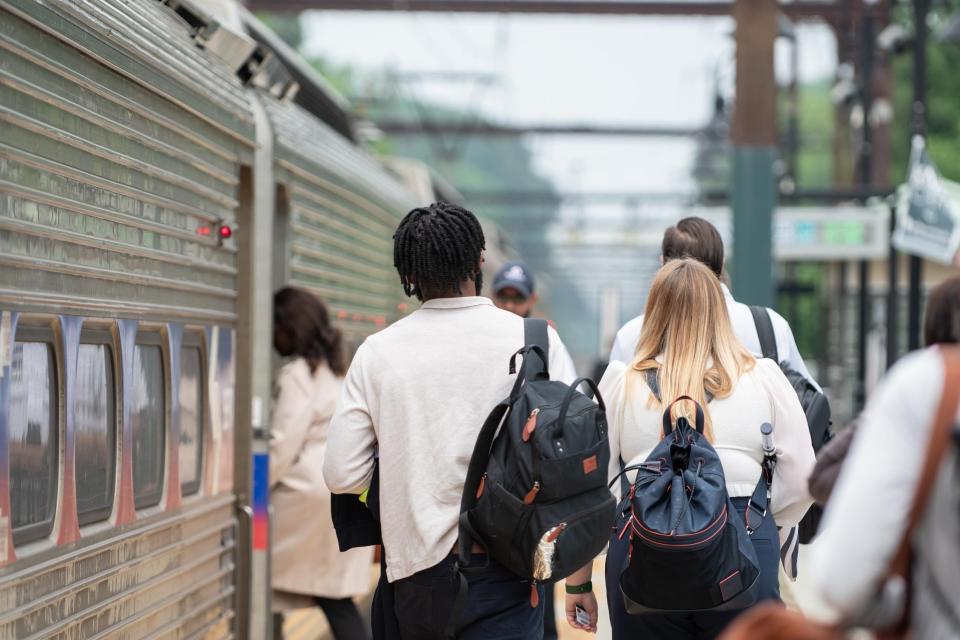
[240,8,357,142]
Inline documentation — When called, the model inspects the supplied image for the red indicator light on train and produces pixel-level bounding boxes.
[196,225,212,236]
[337,310,348,320]
[219,225,233,240]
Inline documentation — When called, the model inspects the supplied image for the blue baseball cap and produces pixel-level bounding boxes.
[493,261,535,299]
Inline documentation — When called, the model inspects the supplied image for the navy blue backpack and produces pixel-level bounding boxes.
[614,392,771,614]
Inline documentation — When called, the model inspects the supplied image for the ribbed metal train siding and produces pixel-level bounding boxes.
[0,0,254,324]
[265,97,414,342]
[1,498,237,639]
[0,0,254,637]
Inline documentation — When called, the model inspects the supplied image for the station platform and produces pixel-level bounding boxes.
[280,544,859,640]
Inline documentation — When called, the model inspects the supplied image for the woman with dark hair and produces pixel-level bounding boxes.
[270,287,371,640]
[924,275,960,347]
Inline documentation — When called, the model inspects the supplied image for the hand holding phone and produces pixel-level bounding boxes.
[574,604,591,627]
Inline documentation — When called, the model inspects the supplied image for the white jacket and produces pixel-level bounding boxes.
[269,358,372,603]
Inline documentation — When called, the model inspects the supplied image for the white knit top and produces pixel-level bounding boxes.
[598,358,815,528]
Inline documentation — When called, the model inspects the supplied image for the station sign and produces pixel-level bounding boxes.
[552,204,891,261]
[694,204,890,261]
[892,136,960,265]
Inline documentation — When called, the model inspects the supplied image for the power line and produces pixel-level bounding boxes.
[249,1,847,19]
[376,121,704,136]
[462,186,894,205]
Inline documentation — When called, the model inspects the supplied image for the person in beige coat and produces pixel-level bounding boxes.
[271,287,373,640]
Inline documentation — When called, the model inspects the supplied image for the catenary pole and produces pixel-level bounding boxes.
[856,1,875,411]
[907,0,929,351]
[730,0,778,307]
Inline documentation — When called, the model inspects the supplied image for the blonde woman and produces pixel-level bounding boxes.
[593,259,815,639]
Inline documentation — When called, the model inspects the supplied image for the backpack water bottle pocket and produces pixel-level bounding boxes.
[471,481,533,575]
[526,488,616,582]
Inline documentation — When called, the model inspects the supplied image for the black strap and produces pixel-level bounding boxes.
[644,368,714,406]
[524,318,550,377]
[644,368,661,402]
[745,467,772,535]
[749,305,779,362]
[747,428,779,536]
[448,401,510,638]
[443,568,469,638]
[457,401,509,561]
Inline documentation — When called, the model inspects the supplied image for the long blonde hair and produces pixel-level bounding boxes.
[628,258,755,440]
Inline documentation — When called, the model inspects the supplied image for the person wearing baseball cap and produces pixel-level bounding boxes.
[492,261,540,318]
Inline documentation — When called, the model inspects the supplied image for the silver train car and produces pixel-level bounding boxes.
[0,0,422,637]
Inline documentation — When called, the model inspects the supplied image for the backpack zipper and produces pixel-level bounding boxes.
[523,481,541,504]
[522,408,541,442]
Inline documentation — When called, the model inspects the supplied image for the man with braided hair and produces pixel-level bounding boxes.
[325,202,577,639]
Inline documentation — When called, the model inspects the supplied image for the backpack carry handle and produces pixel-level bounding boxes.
[507,345,550,401]
[548,377,605,445]
[661,395,705,438]
[509,345,549,375]
[558,377,606,421]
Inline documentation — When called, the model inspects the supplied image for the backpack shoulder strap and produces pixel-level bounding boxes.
[524,318,549,376]
[644,367,713,404]
[644,368,661,402]
[750,305,779,362]
[451,396,514,637]
[889,346,960,581]
[457,401,510,561]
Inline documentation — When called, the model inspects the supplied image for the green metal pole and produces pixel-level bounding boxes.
[731,148,777,306]
[730,0,779,307]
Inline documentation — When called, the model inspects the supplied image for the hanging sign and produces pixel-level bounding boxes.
[893,135,960,265]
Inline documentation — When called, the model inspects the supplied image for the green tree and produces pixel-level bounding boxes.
[890,10,960,182]
[255,13,303,51]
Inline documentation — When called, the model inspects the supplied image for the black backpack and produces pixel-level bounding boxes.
[457,319,616,599]
[749,306,831,544]
[615,388,773,614]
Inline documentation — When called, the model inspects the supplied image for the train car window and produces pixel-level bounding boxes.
[76,334,116,525]
[179,344,203,495]
[9,328,58,545]
[132,339,165,509]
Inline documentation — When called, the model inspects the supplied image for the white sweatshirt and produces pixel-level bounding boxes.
[598,358,816,528]
[323,296,578,583]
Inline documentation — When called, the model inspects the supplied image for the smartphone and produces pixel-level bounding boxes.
[574,604,591,627]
